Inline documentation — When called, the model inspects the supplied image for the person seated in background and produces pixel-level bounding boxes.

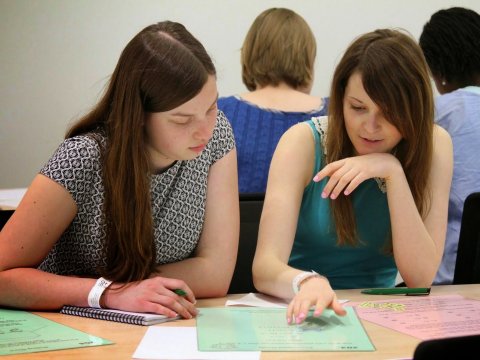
[419,7,480,285]
[0,21,239,318]
[218,7,328,194]
[253,29,453,324]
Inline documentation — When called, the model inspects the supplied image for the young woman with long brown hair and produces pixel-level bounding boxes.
[0,21,239,319]
[252,29,453,324]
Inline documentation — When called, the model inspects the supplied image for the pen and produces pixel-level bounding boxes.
[361,287,431,296]
[173,288,187,296]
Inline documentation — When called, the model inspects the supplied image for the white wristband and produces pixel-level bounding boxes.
[88,277,112,308]
[292,270,322,294]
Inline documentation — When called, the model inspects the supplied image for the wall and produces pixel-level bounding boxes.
[1,0,479,187]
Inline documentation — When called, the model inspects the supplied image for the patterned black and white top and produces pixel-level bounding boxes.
[38,111,235,276]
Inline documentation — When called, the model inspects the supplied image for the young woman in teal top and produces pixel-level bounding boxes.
[289,116,396,290]
[253,29,453,324]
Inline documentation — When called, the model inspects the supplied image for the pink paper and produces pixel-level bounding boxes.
[349,294,480,340]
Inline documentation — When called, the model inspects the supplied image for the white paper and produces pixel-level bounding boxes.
[132,327,260,360]
[0,188,27,208]
[225,293,289,308]
[225,292,348,308]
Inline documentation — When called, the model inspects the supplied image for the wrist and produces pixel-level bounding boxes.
[100,287,110,308]
[292,270,325,294]
[88,277,113,308]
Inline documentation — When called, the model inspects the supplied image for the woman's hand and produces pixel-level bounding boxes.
[313,153,401,199]
[286,276,346,324]
[102,276,197,319]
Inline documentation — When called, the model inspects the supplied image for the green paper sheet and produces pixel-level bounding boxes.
[0,309,113,355]
[197,307,374,352]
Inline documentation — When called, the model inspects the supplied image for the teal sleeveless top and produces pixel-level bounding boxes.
[288,117,397,289]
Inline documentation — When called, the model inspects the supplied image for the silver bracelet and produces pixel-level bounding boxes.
[292,270,322,294]
[88,277,113,308]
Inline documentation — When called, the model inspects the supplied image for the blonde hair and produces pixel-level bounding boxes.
[241,8,316,91]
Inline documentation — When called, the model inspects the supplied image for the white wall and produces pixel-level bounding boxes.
[1,0,479,188]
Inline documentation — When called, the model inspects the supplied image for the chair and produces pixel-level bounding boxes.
[227,193,264,294]
[413,334,480,359]
[0,210,14,231]
[453,192,480,284]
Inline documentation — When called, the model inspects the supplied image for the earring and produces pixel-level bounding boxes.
[442,80,446,86]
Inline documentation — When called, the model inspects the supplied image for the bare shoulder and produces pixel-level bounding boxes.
[275,122,315,161]
[430,125,453,183]
[433,124,452,146]
[280,121,314,144]
[432,124,453,153]
[270,122,316,188]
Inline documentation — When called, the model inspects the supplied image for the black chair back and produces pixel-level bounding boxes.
[227,193,264,294]
[0,210,14,231]
[414,334,480,359]
[453,192,480,284]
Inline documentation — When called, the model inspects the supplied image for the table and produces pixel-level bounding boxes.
[2,284,479,359]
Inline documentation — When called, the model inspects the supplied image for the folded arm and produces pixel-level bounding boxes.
[390,126,453,286]
[313,125,453,287]
[0,174,87,309]
[0,175,196,318]
[154,149,239,298]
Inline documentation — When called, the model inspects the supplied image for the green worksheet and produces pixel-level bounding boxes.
[197,307,375,352]
[0,309,112,355]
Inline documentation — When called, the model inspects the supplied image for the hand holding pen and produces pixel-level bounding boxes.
[103,277,197,318]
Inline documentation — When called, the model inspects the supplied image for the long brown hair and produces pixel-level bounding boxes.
[327,29,434,246]
[66,21,216,282]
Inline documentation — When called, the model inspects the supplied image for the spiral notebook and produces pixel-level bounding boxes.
[60,305,180,326]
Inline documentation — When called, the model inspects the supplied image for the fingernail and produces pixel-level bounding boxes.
[321,191,327,198]
[296,312,306,323]
[313,176,319,182]
[344,189,350,195]
[287,317,291,324]
[330,193,337,199]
